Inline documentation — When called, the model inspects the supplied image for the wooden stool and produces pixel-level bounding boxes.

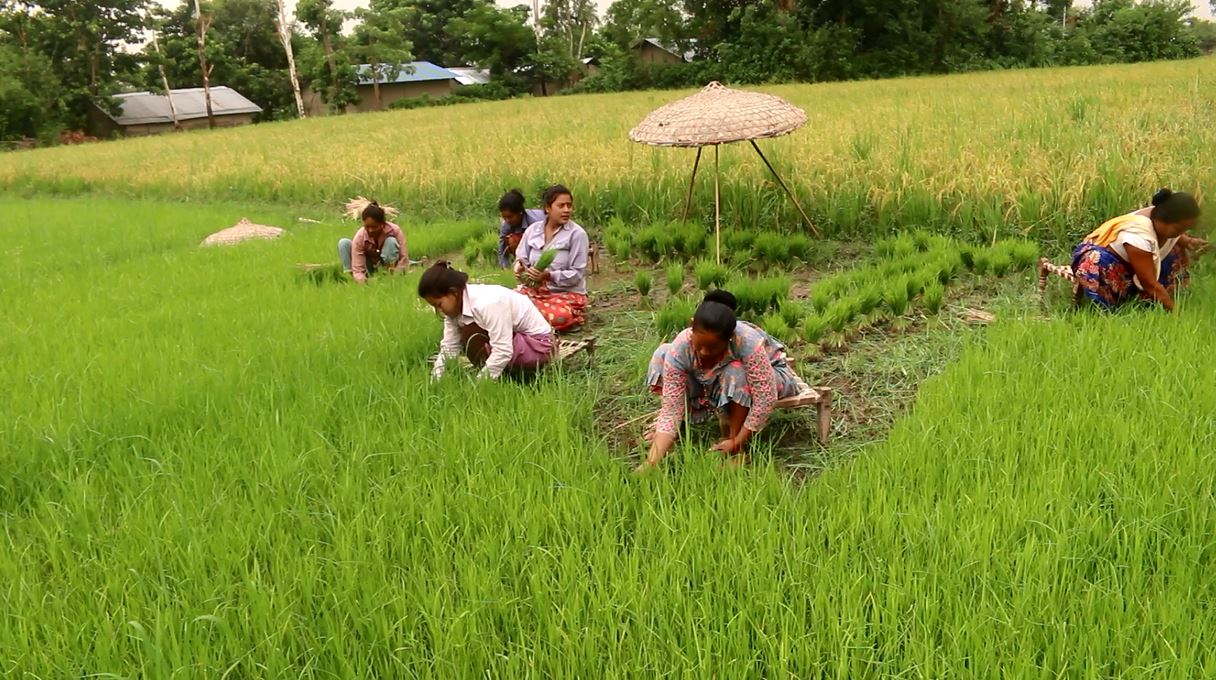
[557,336,597,366]
[625,372,834,445]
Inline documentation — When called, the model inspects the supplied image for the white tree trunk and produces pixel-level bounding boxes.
[150,25,181,131]
[192,0,215,129]
[276,0,306,118]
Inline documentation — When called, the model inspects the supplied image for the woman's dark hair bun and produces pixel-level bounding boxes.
[1152,188,1173,207]
[703,289,737,311]
[693,290,737,341]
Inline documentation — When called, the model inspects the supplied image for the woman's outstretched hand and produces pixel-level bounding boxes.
[711,438,741,455]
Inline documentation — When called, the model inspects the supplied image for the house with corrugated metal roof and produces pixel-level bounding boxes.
[304,61,461,115]
[633,38,697,65]
[447,67,492,87]
[88,87,262,138]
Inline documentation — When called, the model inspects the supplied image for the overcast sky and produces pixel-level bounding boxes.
[152,0,1213,23]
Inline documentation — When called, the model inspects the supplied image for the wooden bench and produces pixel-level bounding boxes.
[588,245,601,275]
[1038,257,1078,301]
[776,376,834,446]
[626,364,834,446]
[557,336,597,365]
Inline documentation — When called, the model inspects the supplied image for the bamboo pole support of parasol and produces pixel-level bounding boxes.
[714,145,721,265]
[749,140,819,237]
[681,147,703,223]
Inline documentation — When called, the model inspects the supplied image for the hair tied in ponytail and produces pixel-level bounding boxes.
[1152,188,1173,207]
[418,260,469,298]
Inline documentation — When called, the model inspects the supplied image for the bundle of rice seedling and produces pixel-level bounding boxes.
[779,301,802,328]
[884,278,910,316]
[923,281,945,314]
[656,296,696,336]
[635,270,653,297]
[723,229,758,252]
[665,263,684,295]
[824,299,858,332]
[1007,240,1041,270]
[694,259,730,290]
[535,248,559,270]
[464,238,482,265]
[610,240,632,261]
[989,251,1013,277]
[801,314,829,343]
[787,235,813,261]
[857,283,883,314]
[761,313,795,345]
[753,233,791,264]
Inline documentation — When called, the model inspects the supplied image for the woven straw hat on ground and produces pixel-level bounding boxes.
[200,218,285,247]
[629,82,807,148]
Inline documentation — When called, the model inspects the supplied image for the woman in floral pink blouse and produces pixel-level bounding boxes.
[636,290,804,472]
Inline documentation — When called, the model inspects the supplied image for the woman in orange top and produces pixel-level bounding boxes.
[1071,188,1205,311]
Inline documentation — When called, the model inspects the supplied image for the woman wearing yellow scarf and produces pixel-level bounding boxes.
[1071,189,1206,311]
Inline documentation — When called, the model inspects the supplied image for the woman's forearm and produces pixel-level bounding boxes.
[646,433,676,466]
[1147,282,1175,311]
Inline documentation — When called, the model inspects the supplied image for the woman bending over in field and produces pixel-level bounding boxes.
[513,184,590,333]
[497,189,547,269]
[338,202,409,283]
[1071,188,1206,311]
[635,291,805,473]
[420,261,555,380]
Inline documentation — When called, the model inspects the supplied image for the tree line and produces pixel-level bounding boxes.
[1,0,1214,145]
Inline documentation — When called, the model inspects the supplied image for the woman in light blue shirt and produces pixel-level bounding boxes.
[512,184,590,332]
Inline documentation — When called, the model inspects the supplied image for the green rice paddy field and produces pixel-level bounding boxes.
[3,58,1216,677]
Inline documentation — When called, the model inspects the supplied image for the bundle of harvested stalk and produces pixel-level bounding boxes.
[343,196,399,221]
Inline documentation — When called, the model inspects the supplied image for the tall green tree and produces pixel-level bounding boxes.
[530,34,582,93]
[351,0,414,109]
[296,0,355,109]
[1080,0,1199,62]
[447,4,536,78]
[601,0,687,49]
[383,0,485,66]
[540,0,599,61]
[4,0,148,127]
[142,0,299,121]
[0,42,63,142]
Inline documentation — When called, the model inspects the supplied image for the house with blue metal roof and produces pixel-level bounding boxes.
[302,61,461,115]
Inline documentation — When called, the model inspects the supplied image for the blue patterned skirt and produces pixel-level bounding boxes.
[1070,242,1188,311]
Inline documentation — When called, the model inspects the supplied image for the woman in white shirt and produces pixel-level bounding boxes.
[1071,188,1205,311]
[419,262,555,380]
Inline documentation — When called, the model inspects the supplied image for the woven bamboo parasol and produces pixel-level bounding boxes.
[200,218,285,247]
[629,81,817,263]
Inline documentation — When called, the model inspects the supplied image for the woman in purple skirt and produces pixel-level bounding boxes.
[419,262,555,380]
